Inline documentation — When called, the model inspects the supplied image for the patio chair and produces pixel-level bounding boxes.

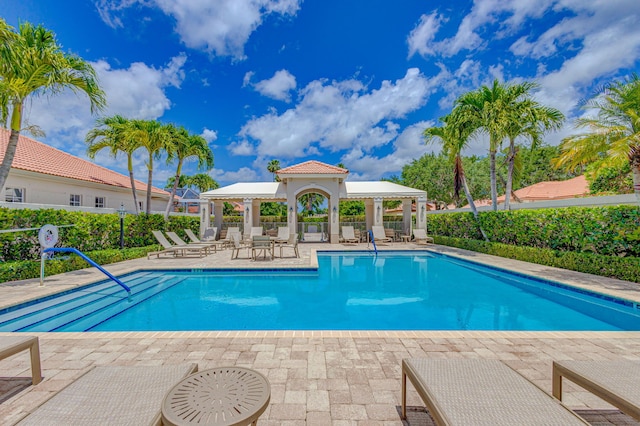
[341,226,359,243]
[553,360,640,421]
[222,227,240,248]
[201,227,217,241]
[251,235,273,260]
[371,226,392,243]
[413,228,434,245]
[275,226,290,242]
[249,226,264,240]
[148,230,206,259]
[402,358,588,425]
[384,228,397,242]
[0,335,41,385]
[276,238,299,258]
[166,231,218,254]
[184,229,225,252]
[17,363,197,425]
[230,232,250,259]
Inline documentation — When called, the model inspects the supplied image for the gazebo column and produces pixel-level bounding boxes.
[402,199,412,236]
[373,197,384,227]
[252,200,261,227]
[200,201,210,238]
[213,202,223,238]
[416,196,427,230]
[365,199,374,231]
[243,198,253,239]
[287,194,297,241]
[329,196,339,243]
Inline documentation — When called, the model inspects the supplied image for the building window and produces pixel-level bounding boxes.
[5,187,25,203]
[70,194,82,206]
[95,196,106,208]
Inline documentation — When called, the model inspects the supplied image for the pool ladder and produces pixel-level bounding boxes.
[41,247,131,299]
[368,230,378,254]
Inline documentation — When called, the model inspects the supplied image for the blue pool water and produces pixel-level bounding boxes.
[2,252,639,332]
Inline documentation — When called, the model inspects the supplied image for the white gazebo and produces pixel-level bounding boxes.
[199,160,428,243]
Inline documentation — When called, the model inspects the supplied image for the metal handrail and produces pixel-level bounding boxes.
[41,247,131,297]
[368,230,378,254]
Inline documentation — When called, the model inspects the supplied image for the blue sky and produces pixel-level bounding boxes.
[2,0,639,188]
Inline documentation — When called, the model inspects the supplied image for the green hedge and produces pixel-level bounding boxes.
[0,245,160,283]
[428,205,640,257]
[433,236,640,283]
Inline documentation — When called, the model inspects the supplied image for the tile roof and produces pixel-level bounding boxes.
[0,128,169,195]
[277,160,348,175]
[498,175,589,202]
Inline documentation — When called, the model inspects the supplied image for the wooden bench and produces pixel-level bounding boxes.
[0,335,42,385]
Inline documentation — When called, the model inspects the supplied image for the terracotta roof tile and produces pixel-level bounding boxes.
[277,160,348,175]
[0,128,169,195]
[499,175,589,202]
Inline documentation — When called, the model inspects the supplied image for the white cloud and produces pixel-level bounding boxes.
[239,68,438,160]
[201,128,218,142]
[242,71,255,87]
[211,167,260,184]
[407,13,442,58]
[228,140,256,156]
[253,69,297,102]
[96,0,302,59]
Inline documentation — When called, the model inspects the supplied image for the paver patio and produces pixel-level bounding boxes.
[0,241,639,425]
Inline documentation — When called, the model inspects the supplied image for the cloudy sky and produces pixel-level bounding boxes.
[2,0,639,187]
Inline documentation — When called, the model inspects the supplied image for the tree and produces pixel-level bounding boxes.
[424,114,488,240]
[298,193,324,216]
[165,175,190,191]
[267,159,281,182]
[501,83,564,209]
[126,120,174,214]
[86,115,141,213]
[188,173,219,192]
[400,153,454,206]
[0,19,106,193]
[163,126,214,219]
[554,74,640,205]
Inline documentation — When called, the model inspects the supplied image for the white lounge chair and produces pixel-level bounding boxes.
[166,231,218,254]
[341,226,359,244]
[371,226,392,243]
[275,226,290,243]
[183,229,225,251]
[0,336,41,385]
[201,227,217,241]
[413,228,434,244]
[402,358,588,425]
[148,230,207,258]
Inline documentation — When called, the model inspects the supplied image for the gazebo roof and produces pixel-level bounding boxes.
[277,160,348,176]
[341,181,426,199]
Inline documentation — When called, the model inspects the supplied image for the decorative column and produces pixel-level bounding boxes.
[252,200,261,227]
[329,196,339,243]
[373,197,384,227]
[287,194,297,241]
[364,199,374,231]
[243,198,253,239]
[213,202,223,239]
[416,196,427,230]
[200,201,210,238]
[402,199,412,236]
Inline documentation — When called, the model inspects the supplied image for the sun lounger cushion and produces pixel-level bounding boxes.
[553,360,640,421]
[402,358,588,426]
[18,363,197,425]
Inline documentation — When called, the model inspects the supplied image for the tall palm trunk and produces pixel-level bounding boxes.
[126,154,140,214]
[0,128,20,192]
[489,147,498,211]
[164,161,183,220]
[461,176,489,241]
[146,154,153,214]
[504,138,516,210]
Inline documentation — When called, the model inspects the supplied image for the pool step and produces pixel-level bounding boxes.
[0,272,174,332]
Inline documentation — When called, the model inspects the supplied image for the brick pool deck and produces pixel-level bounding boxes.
[0,242,639,425]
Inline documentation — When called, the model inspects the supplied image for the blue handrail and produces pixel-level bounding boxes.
[368,230,378,254]
[42,247,131,296]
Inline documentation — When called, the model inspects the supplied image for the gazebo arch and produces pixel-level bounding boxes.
[199,160,428,243]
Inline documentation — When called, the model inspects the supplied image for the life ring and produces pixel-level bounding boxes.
[38,224,59,248]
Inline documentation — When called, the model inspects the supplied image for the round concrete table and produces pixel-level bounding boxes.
[162,367,271,426]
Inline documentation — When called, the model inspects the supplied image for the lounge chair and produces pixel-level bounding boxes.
[183,230,225,252]
[0,335,41,385]
[251,235,273,260]
[222,227,240,248]
[276,238,299,258]
[18,363,197,425]
[148,230,206,259]
[402,358,588,425]
[413,228,434,244]
[341,226,359,243]
[275,226,290,243]
[553,360,640,421]
[166,231,218,254]
[202,227,217,241]
[371,226,392,243]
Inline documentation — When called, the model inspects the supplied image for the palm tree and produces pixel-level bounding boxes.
[554,74,640,205]
[127,120,174,214]
[86,115,141,214]
[163,126,214,219]
[298,193,324,216]
[165,175,190,191]
[0,19,106,193]
[188,173,219,192]
[424,114,489,241]
[267,159,281,181]
[502,84,565,209]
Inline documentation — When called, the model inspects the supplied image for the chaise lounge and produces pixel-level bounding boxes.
[402,358,588,425]
[553,360,640,421]
[0,335,42,385]
[413,228,434,244]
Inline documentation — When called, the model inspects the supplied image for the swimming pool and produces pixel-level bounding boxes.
[2,251,639,332]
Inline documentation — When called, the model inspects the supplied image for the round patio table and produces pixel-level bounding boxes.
[161,367,271,426]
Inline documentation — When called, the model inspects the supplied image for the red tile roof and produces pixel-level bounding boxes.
[0,128,169,195]
[498,175,589,202]
[277,160,349,175]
